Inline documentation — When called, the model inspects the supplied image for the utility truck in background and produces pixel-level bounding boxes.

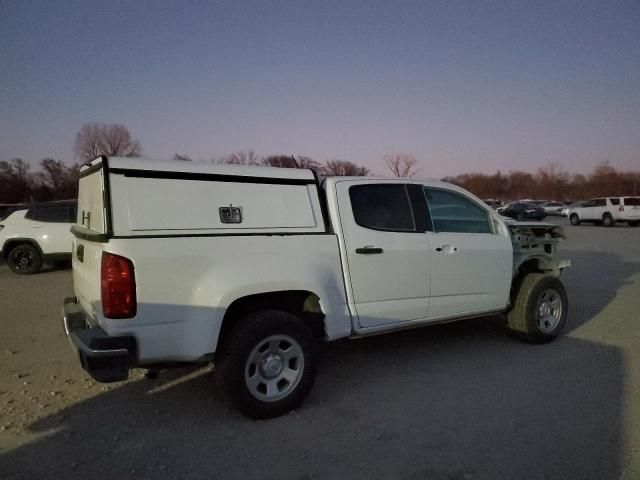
[63,156,570,418]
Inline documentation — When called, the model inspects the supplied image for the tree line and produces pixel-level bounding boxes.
[2,123,638,203]
[442,162,640,201]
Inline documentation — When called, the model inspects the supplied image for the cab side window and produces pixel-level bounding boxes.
[424,187,492,234]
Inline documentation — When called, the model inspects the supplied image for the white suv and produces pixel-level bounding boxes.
[569,197,640,227]
[0,200,77,274]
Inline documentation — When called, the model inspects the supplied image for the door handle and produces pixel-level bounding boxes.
[435,245,457,253]
[356,246,384,254]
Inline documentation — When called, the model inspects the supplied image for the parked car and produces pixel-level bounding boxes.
[560,201,585,217]
[483,199,503,209]
[569,197,640,227]
[540,201,567,216]
[63,156,570,419]
[0,203,28,221]
[0,200,77,274]
[500,202,547,221]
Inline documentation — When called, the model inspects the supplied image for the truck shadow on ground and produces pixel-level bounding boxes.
[1,250,636,479]
[0,330,626,480]
[559,248,639,331]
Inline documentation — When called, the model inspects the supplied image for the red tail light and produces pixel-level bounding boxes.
[619,205,624,212]
[101,252,136,318]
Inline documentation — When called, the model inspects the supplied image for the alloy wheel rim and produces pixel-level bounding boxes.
[12,249,33,272]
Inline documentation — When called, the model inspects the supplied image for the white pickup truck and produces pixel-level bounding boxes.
[63,156,570,418]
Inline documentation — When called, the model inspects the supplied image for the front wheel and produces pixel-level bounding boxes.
[217,310,317,419]
[569,214,580,225]
[602,213,614,227]
[7,243,43,274]
[508,273,568,344]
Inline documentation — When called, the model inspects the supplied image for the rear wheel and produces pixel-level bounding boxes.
[7,243,42,275]
[602,213,614,227]
[217,309,317,419]
[569,213,580,225]
[508,273,568,344]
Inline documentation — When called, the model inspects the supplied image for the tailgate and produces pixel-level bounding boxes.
[72,158,109,320]
[623,198,640,219]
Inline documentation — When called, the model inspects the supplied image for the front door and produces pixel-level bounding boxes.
[422,186,512,318]
[335,181,430,329]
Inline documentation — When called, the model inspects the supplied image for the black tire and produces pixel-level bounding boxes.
[569,213,580,225]
[6,243,43,274]
[508,273,568,344]
[602,213,614,227]
[217,309,317,419]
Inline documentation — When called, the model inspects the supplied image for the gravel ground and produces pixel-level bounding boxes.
[1,219,639,480]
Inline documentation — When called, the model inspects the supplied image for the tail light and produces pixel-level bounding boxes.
[101,252,136,318]
[619,205,624,212]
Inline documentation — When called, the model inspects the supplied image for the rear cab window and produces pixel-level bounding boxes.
[349,184,416,232]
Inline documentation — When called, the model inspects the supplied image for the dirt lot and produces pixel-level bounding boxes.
[1,219,639,480]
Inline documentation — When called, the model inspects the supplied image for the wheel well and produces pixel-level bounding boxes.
[510,259,543,309]
[215,290,326,362]
[2,239,43,261]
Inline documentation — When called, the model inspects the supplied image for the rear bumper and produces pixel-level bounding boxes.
[62,297,137,382]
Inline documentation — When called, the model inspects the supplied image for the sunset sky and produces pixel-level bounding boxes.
[1,0,639,178]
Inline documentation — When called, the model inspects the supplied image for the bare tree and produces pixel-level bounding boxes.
[98,124,142,158]
[222,150,261,165]
[35,158,80,200]
[263,155,323,172]
[262,155,298,168]
[39,159,67,191]
[385,153,420,178]
[73,124,102,163]
[322,160,369,176]
[172,154,192,162]
[73,123,142,163]
[0,158,32,202]
[297,156,322,172]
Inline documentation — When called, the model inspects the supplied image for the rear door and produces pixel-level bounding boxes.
[27,205,75,253]
[335,181,430,329]
[422,186,512,318]
[593,198,607,220]
[73,160,108,319]
[580,199,599,220]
